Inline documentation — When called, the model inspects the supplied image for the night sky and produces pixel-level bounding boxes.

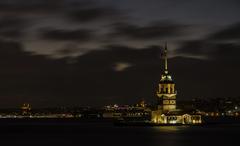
[0,0,240,108]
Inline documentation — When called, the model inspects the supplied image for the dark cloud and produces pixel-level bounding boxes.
[210,23,240,40]
[0,43,163,107]
[0,17,27,38]
[169,56,240,100]
[68,7,121,23]
[110,21,189,40]
[175,22,240,60]
[175,40,208,56]
[41,28,95,42]
[0,0,239,108]
[0,17,26,29]
[0,0,65,15]
[211,43,240,59]
[1,42,240,108]
[0,40,24,55]
[56,45,82,56]
[0,39,70,107]
[176,41,240,60]
[0,29,23,38]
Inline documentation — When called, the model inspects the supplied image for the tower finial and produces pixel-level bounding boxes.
[164,42,168,74]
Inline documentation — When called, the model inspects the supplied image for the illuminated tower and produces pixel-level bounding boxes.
[21,103,31,115]
[157,43,177,113]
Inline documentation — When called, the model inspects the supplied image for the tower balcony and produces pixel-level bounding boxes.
[157,92,176,98]
[157,90,177,94]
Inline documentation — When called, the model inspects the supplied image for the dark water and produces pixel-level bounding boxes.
[1,120,239,146]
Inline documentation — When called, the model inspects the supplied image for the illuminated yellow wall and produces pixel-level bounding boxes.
[157,82,176,112]
[151,112,202,124]
[159,84,175,94]
[163,104,176,111]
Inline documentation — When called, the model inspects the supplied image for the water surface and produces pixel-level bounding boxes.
[0,120,239,146]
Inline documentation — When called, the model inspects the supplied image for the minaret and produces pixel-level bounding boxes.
[164,42,168,74]
[157,43,177,113]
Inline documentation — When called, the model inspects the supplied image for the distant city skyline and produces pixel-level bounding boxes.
[0,0,240,107]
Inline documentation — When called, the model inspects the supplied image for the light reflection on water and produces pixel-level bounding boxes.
[148,124,240,146]
[152,125,190,132]
[1,123,240,146]
[149,126,192,146]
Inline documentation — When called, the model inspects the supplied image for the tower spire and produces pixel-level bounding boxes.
[164,42,168,74]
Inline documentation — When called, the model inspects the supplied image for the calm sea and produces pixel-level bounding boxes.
[0,120,239,146]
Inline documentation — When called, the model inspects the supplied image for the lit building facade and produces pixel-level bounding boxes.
[21,103,31,115]
[152,43,202,125]
[151,111,202,124]
[156,43,176,113]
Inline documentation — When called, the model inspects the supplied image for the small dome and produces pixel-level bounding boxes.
[160,72,174,84]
